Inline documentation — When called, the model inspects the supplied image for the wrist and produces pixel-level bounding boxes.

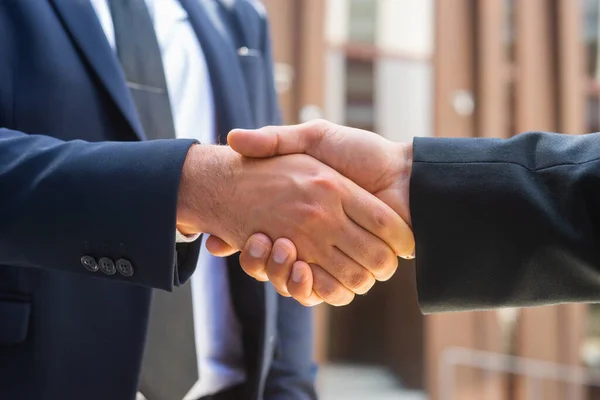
[177,144,202,235]
[398,141,413,178]
[394,140,413,227]
[176,144,241,235]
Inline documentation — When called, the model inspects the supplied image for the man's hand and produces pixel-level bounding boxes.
[205,120,415,306]
[176,143,412,305]
[229,120,413,226]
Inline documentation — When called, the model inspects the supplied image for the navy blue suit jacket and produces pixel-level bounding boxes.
[0,1,315,399]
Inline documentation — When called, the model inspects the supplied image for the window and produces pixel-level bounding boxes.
[348,0,377,44]
[583,0,600,132]
[345,59,375,131]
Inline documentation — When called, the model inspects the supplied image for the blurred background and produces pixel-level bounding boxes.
[260,0,600,399]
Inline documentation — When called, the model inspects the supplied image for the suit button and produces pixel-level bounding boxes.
[116,258,134,277]
[81,255,98,272]
[98,257,116,275]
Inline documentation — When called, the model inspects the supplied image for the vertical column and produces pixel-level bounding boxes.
[514,0,557,132]
[476,0,511,139]
[556,2,587,400]
[261,0,298,123]
[297,0,326,124]
[556,0,586,134]
[433,0,475,138]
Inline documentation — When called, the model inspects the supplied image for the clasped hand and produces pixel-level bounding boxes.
[206,120,414,307]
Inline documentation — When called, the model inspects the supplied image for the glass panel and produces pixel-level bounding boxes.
[348,0,377,44]
[587,95,600,132]
[583,0,600,79]
[345,59,375,131]
[503,0,517,137]
[582,0,600,133]
[503,0,515,62]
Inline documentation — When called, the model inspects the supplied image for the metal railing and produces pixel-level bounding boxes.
[439,347,600,400]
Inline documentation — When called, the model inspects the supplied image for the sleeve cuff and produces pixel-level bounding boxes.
[175,229,201,243]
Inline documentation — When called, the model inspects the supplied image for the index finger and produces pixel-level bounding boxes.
[341,178,415,261]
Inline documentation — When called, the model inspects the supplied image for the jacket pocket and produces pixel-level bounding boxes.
[0,299,31,345]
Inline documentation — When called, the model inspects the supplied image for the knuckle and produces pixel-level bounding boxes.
[274,239,296,260]
[315,279,344,302]
[333,292,354,307]
[288,285,306,300]
[371,209,393,236]
[377,258,399,282]
[370,247,397,276]
[300,203,327,223]
[275,288,291,297]
[239,255,261,273]
[298,297,320,307]
[347,270,375,294]
[305,120,329,150]
[241,264,266,281]
[308,118,329,132]
[401,235,416,257]
[266,262,289,282]
[309,174,339,193]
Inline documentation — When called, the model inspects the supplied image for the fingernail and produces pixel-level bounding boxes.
[249,241,267,258]
[401,250,416,260]
[292,266,305,283]
[273,246,289,264]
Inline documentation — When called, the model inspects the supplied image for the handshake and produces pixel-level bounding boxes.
[177,119,415,307]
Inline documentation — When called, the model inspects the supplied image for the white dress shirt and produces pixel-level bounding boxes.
[90,0,246,398]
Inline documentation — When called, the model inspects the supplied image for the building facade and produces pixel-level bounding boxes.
[261,1,600,399]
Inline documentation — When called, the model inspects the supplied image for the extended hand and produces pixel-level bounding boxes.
[206,120,414,306]
[178,143,412,305]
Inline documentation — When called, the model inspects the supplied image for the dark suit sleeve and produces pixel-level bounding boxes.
[0,128,200,291]
[411,132,600,313]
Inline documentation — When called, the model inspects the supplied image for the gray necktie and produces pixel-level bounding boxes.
[108,1,198,399]
[109,0,176,140]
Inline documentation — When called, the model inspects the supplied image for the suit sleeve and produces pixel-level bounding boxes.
[411,132,600,313]
[0,128,200,291]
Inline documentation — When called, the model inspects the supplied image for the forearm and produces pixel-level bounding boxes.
[411,131,600,312]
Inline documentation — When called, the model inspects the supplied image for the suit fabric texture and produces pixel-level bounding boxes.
[412,132,600,313]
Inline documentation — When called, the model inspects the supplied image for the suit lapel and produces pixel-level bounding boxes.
[50,0,146,140]
[178,0,254,136]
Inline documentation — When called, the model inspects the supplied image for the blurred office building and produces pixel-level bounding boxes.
[262,0,600,399]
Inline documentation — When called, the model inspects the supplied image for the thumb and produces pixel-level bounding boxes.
[205,235,238,257]
[227,122,322,158]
